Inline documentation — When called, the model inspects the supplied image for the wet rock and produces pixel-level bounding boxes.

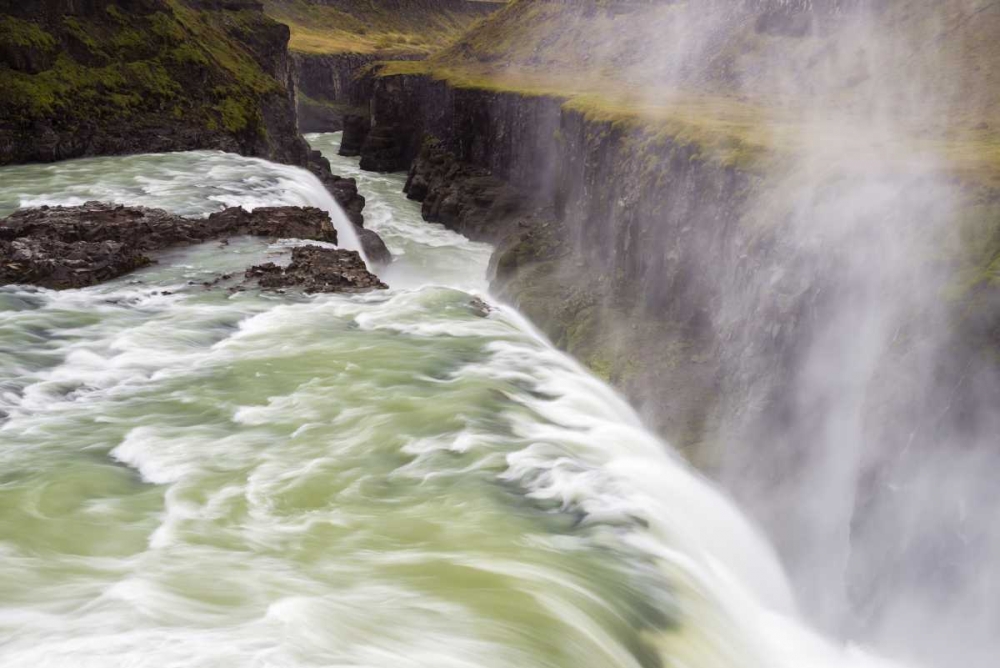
[356,225,392,266]
[468,297,493,317]
[1,237,151,290]
[245,245,387,293]
[339,114,371,157]
[0,202,343,290]
[307,149,366,227]
[205,206,337,244]
[404,137,524,243]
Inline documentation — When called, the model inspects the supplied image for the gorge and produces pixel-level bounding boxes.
[1,2,999,668]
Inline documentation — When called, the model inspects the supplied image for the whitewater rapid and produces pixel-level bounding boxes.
[0,134,906,668]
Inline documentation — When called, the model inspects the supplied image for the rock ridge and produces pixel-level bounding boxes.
[0,201,389,290]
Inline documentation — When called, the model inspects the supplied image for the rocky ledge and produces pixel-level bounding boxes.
[404,137,525,243]
[306,149,392,266]
[0,202,385,291]
[245,246,386,294]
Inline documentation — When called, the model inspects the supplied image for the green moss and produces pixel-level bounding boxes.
[61,17,106,60]
[0,15,57,50]
[110,27,146,52]
[0,2,291,153]
[261,0,494,55]
[168,42,210,67]
[149,11,186,42]
[105,5,126,23]
[217,96,254,133]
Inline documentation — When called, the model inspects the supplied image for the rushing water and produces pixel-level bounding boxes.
[0,133,904,668]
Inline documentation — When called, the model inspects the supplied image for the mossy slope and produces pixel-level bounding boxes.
[0,0,306,165]
[261,0,504,56]
[378,0,1000,183]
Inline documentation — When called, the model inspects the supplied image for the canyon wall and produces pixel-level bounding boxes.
[0,0,310,166]
[360,62,1000,666]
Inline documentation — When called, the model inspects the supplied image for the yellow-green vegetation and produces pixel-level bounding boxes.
[0,15,57,50]
[377,0,1000,186]
[0,0,287,159]
[394,0,1000,395]
[261,0,501,55]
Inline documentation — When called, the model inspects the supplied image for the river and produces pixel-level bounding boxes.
[0,133,901,668]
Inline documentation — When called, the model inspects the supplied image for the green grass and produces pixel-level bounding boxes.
[373,0,1000,184]
[0,1,285,143]
[261,0,499,55]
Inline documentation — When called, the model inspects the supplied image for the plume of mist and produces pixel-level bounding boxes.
[513,1,1000,666]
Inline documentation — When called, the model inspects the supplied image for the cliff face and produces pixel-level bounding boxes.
[272,0,506,134]
[0,0,311,166]
[292,51,375,131]
[363,54,1000,661]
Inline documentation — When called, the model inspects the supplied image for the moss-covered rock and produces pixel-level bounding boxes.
[0,0,308,166]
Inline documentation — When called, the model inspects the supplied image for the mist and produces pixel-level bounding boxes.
[501,1,1000,666]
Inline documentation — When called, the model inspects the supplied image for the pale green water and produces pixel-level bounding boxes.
[0,134,901,668]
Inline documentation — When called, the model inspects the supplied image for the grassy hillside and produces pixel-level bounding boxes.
[261,0,503,55]
[379,0,1000,184]
[378,0,1000,351]
[0,0,306,165]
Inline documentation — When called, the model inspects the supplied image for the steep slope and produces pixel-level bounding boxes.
[0,0,309,165]
[262,0,504,56]
[262,0,505,132]
[355,1,1000,663]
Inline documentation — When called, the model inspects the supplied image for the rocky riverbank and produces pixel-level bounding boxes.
[0,201,385,291]
[0,0,393,256]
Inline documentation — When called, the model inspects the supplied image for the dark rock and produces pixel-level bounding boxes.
[468,297,492,317]
[0,237,151,290]
[245,245,387,293]
[356,225,392,266]
[206,206,337,244]
[403,137,524,243]
[339,114,371,157]
[307,150,367,227]
[359,123,412,172]
[0,202,341,289]
[0,33,57,74]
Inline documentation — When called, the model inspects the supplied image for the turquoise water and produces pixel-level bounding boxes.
[0,134,901,668]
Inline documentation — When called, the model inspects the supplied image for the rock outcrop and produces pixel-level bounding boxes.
[0,0,313,168]
[305,149,391,264]
[356,226,392,266]
[359,123,412,172]
[246,245,386,293]
[357,55,1000,650]
[0,202,349,289]
[307,149,367,227]
[339,113,371,157]
[404,138,524,243]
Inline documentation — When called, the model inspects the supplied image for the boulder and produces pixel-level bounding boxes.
[0,202,353,289]
[307,149,366,227]
[356,225,392,266]
[245,245,387,293]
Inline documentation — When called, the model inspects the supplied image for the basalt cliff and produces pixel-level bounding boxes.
[344,0,1000,656]
[0,0,380,243]
[0,0,314,165]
